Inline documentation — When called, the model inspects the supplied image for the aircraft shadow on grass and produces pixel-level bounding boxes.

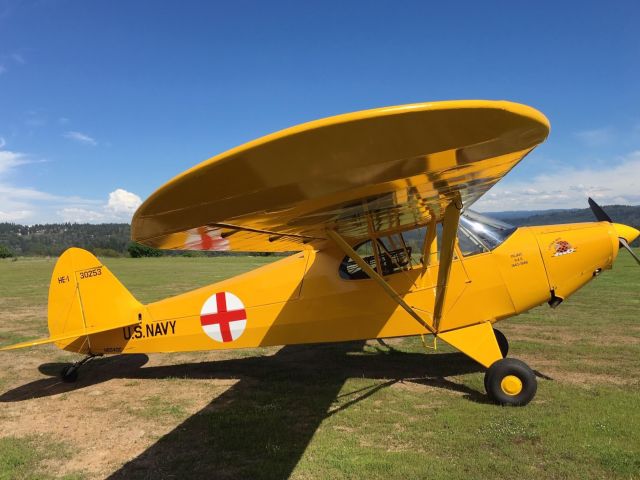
[2,343,500,479]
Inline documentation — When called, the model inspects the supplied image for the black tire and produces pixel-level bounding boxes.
[484,358,537,406]
[60,365,78,383]
[494,328,509,357]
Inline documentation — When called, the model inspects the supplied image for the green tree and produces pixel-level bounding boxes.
[0,244,14,258]
[127,242,163,258]
[93,247,123,258]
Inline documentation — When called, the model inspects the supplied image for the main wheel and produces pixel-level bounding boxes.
[494,328,509,357]
[484,358,537,406]
[60,365,78,383]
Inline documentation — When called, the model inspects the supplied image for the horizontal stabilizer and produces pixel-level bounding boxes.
[0,318,139,351]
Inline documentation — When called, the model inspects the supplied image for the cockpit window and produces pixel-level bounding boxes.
[339,211,516,279]
[339,228,425,280]
[457,227,488,256]
[459,210,517,251]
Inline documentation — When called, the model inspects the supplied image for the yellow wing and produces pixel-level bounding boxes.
[132,100,549,252]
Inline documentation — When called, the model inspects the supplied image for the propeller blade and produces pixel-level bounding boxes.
[588,197,613,223]
[619,238,640,266]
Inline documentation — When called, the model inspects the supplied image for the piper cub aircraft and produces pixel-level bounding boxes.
[3,100,639,406]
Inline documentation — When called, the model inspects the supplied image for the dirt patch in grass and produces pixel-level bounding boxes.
[0,306,47,320]
[503,323,590,344]
[391,377,463,399]
[0,350,241,479]
[544,369,631,387]
[504,319,640,345]
[521,356,633,387]
[598,334,640,346]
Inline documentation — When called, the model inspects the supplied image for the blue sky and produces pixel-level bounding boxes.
[0,0,639,223]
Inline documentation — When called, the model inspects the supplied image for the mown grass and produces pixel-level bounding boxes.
[0,436,82,480]
[0,252,639,479]
[127,393,189,421]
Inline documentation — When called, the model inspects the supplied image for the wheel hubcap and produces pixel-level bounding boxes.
[500,375,523,395]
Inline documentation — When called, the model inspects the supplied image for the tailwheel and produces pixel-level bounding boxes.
[484,358,537,406]
[59,353,100,383]
[60,365,78,383]
[493,328,509,357]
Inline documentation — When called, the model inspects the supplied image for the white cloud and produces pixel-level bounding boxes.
[11,53,25,64]
[57,207,108,223]
[0,183,57,201]
[0,186,142,224]
[55,189,141,223]
[0,209,32,221]
[106,188,142,215]
[0,149,30,175]
[574,127,613,147]
[63,131,97,146]
[0,137,5,148]
[0,143,140,224]
[474,151,640,212]
[0,52,26,76]
[0,147,40,222]
[0,147,92,222]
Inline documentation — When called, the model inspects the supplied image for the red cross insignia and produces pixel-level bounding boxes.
[200,292,247,343]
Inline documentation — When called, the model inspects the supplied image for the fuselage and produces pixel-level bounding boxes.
[80,219,627,355]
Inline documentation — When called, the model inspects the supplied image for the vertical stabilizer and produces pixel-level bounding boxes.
[48,248,143,352]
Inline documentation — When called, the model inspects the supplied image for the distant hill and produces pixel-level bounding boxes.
[487,209,568,221]
[482,205,640,246]
[1,204,639,256]
[485,205,640,229]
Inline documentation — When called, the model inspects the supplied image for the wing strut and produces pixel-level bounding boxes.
[433,196,462,332]
[326,229,436,335]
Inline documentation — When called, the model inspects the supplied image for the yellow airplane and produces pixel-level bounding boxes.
[2,100,639,406]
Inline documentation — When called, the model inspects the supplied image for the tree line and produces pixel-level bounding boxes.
[0,223,279,258]
[0,223,132,257]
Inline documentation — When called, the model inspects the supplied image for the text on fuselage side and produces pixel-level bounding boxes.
[123,321,176,340]
[510,252,529,268]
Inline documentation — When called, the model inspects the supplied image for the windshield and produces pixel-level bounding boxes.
[459,210,517,250]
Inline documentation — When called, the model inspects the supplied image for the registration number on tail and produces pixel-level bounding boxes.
[79,267,102,280]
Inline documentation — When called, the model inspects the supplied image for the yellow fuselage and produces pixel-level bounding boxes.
[82,221,621,355]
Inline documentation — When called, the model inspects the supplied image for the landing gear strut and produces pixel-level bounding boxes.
[60,354,101,383]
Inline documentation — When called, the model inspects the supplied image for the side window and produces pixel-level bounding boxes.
[457,226,488,257]
[402,227,427,265]
[340,241,378,279]
[339,219,489,280]
[431,222,488,262]
[339,227,427,280]
[377,235,414,274]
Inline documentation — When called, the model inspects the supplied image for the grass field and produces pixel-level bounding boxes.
[0,254,639,479]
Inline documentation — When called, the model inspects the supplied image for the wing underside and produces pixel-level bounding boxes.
[132,101,549,252]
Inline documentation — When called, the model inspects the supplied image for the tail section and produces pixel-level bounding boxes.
[1,248,143,353]
[48,248,144,352]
